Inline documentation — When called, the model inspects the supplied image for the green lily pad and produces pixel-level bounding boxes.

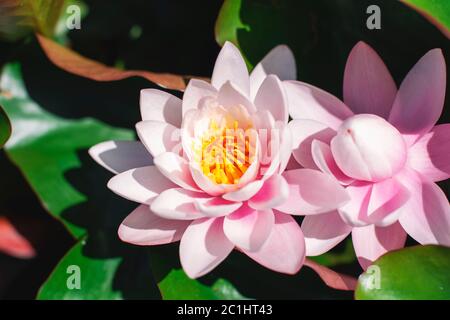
[0,62,133,238]
[37,235,160,300]
[356,245,450,300]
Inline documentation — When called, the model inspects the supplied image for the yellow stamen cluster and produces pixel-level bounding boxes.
[195,119,254,184]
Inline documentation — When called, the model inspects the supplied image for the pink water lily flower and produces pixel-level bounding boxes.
[285,41,449,269]
[89,42,349,278]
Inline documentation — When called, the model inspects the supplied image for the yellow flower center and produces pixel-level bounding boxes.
[194,119,255,185]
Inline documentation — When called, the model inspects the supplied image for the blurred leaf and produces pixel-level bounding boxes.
[37,34,189,91]
[215,0,450,99]
[0,62,133,238]
[0,0,64,41]
[355,245,450,300]
[0,216,35,259]
[401,0,450,38]
[37,236,160,300]
[0,104,11,147]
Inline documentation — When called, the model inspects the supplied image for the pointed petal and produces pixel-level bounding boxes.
[276,169,350,215]
[150,188,209,220]
[222,180,264,202]
[389,49,446,144]
[311,140,354,185]
[408,124,450,182]
[140,89,182,127]
[302,211,351,256]
[338,178,409,228]
[180,217,234,278]
[89,140,151,174]
[136,121,180,157]
[289,119,336,169]
[211,41,250,95]
[284,80,353,130]
[194,198,243,217]
[182,79,217,116]
[223,205,274,251]
[352,222,406,270]
[248,174,289,210]
[243,211,305,274]
[343,41,397,118]
[107,166,176,204]
[398,171,450,246]
[217,81,256,114]
[254,75,288,123]
[118,205,190,245]
[153,152,199,191]
[250,45,296,99]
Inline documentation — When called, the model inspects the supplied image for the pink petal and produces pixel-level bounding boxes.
[248,174,289,210]
[182,79,218,116]
[343,41,397,119]
[277,121,294,174]
[222,180,264,202]
[140,89,182,127]
[352,222,406,270]
[153,152,199,191]
[408,124,450,182]
[0,217,35,259]
[254,75,288,123]
[243,211,305,274]
[311,140,354,185]
[211,41,250,96]
[108,166,176,204]
[330,114,407,182]
[284,80,353,130]
[302,211,352,256]
[89,140,151,174]
[223,205,274,251]
[338,182,372,227]
[217,81,256,114]
[136,120,180,157]
[194,197,243,217]
[250,45,296,99]
[180,217,234,278]
[276,169,350,215]
[118,205,190,245]
[397,170,450,246]
[150,188,210,220]
[364,178,410,227]
[304,258,357,291]
[389,49,446,145]
[289,119,336,169]
[338,178,409,227]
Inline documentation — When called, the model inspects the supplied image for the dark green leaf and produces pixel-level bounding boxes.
[37,235,161,300]
[355,245,450,300]
[0,62,133,238]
